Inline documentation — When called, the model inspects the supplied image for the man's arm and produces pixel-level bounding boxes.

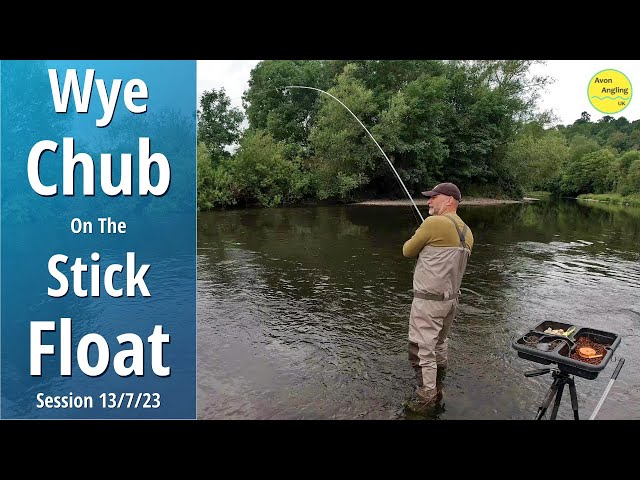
[402,220,432,257]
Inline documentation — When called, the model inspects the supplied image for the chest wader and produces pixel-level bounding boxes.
[407,215,471,407]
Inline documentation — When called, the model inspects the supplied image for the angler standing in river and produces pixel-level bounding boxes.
[284,87,475,414]
[403,182,474,412]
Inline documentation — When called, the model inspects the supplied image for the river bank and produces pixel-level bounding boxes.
[198,197,536,213]
[355,197,531,206]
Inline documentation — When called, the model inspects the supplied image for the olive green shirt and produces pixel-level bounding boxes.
[403,213,474,258]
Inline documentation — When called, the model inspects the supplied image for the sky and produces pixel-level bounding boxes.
[196,60,640,127]
[197,60,260,114]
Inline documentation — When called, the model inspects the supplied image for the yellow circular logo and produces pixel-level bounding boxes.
[588,69,632,114]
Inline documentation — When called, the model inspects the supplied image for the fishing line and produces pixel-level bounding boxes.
[284,85,425,223]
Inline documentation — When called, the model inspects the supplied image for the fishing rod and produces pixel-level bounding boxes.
[284,85,425,223]
[589,357,625,420]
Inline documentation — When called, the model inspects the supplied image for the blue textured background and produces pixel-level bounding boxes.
[1,60,196,419]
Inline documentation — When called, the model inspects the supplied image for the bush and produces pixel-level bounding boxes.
[228,131,305,207]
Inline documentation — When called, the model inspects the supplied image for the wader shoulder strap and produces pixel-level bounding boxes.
[443,214,468,248]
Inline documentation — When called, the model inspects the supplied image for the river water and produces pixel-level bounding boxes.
[197,199,640,420]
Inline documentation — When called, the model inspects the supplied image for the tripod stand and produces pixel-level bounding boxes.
[525,367,579,420]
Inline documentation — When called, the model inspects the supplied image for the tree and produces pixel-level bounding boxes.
[343,60,446,110]
[243,60,333,149]
[611,151,640,194]
[372,72,450,194]
[606,131,629,152]
[228,130,304,207]
[197,142,217,210]
[506,129,569,191]
[197,88,244,158]
[308,64,379,200]
[468,60,553,124]
[568,134,600,162]
[560,149,616,195]
[622,159,640,194]
[213,60,559,205]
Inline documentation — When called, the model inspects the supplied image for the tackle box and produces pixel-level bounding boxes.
[512,321,621,379]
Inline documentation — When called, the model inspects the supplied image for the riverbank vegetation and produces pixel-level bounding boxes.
[578,193,640,207]
[197,60,640,210]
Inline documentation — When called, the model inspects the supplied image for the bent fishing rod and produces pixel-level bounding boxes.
[284,85,424,223]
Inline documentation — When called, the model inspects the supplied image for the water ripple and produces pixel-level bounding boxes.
[197,201,640,420]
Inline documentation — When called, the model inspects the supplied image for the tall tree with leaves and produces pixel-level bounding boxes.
[243,60,335,151]
[505,129,569,191]
[346,60,446,110]
[469,60,553,124]
[372,73,450,195]
[308,64,379,200]
[197,88,244,158]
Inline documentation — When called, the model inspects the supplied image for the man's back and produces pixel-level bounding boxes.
[403,213,474,256]
[404,213,473,296]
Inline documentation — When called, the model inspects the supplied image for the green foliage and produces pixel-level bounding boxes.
[505,129,569,190]
[197,143,215,210]
[197,88,244,158]
[466,60,553,124]
[238,60,550,204]
[201,60,640,207]
[307,65,384,200]
[227,130,304,207]
[197,59,599,207]
[606,131,629,151]
[197,142,235,210]
[436,61,539,192]
[504,115,640,198]
[628,128,640,149]
[243,61,333,147]
[373,73,450,193]
[608,150,640,194]
[568,134,600,162]
[564,115,640,150]
[312,169,367,201]
[345,60,447,109]
[560,149,617,196]
[621,159,640,195]
[577,193,640,208]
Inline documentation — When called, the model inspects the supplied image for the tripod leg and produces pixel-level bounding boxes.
[568,377,579,420]
[549,380,566,420]
[534,379,559,420]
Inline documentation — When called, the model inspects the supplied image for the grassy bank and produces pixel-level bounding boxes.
[524,191,640,207]
[577,193,640,207]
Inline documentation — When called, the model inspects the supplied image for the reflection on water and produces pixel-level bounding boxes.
[197,200,640,420]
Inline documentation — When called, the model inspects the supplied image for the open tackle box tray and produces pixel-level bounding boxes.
[512,321,621,380]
